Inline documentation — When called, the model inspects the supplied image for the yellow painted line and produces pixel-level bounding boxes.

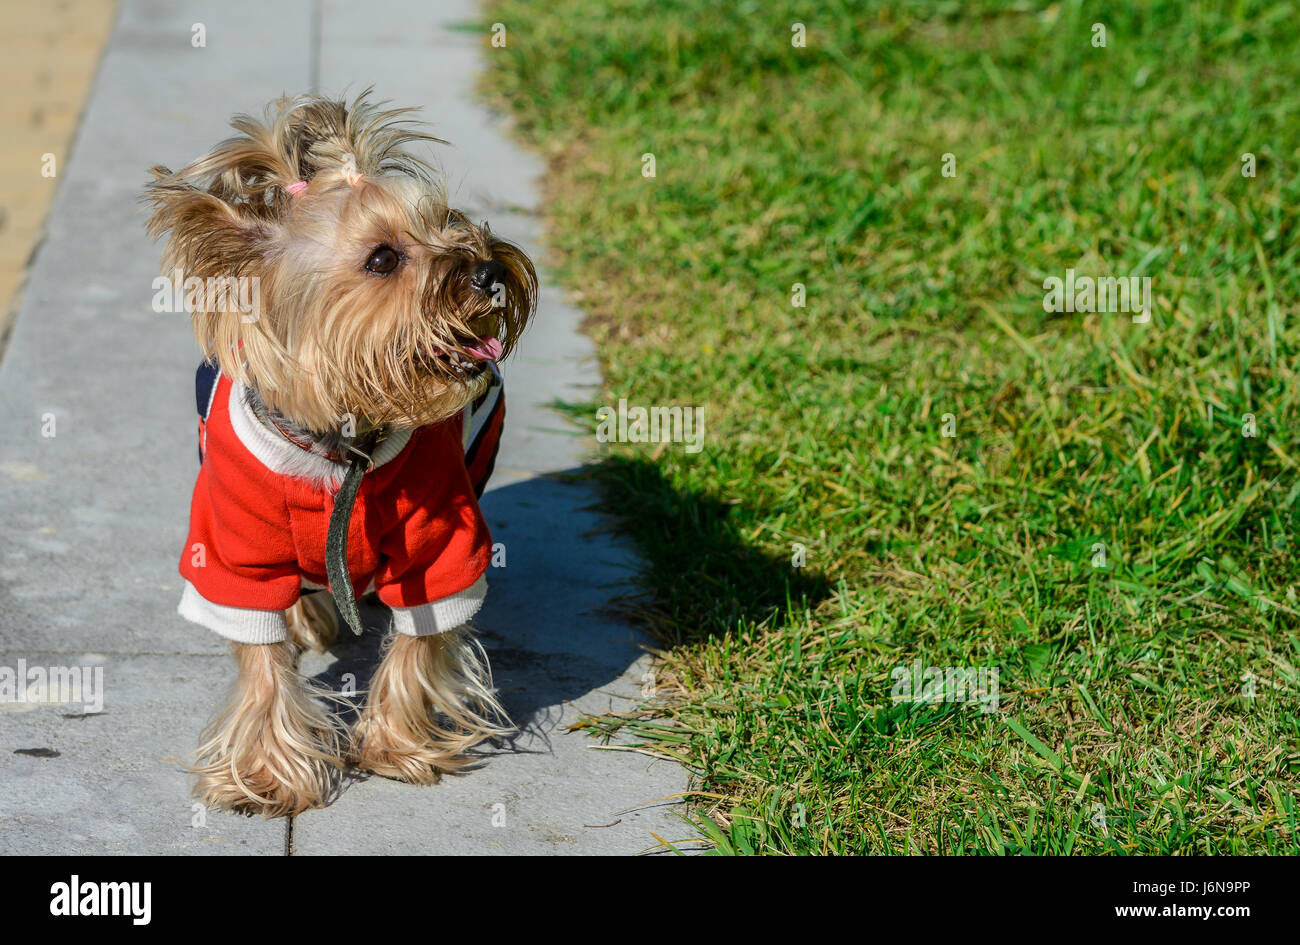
[0,0,117,341]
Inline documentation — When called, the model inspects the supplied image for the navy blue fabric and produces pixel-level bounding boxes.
[196,360,220,420]
[195,360,220,463]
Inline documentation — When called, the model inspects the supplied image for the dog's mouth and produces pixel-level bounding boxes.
[459,336,503,362]
[419,334,501,377]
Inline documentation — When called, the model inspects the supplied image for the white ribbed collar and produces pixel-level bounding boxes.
[227,381,413,491]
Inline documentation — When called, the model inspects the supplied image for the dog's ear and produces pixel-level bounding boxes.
[143,150,287,385]
[143,165,279,281]
[143,95,332,274]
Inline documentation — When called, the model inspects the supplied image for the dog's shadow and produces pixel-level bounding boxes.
[300,471,658,775]
[301,461,834,800]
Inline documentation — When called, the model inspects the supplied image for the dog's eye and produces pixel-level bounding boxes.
[364,245,400,275]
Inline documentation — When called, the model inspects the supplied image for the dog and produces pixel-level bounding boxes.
[144,92,537,816]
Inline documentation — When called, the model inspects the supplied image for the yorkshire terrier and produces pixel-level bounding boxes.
[144,93,537,816]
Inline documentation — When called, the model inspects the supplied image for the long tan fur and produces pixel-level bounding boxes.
[351,629,513,784]
[286,590,341,653]
[192,641,345,817]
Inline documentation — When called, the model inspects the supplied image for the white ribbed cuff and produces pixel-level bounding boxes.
[389,575,487,636]
[178,581,289,644]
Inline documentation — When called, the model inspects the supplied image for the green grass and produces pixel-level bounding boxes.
[484,0,1300,853]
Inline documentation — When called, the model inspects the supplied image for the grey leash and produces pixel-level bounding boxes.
[324,444,375,636]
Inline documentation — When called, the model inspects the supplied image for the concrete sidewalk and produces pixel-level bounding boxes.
[0,0,689,855]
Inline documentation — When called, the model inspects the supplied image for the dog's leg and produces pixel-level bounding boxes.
[350,628,512,783]
[286,591,340,653]
[193,641,344,817]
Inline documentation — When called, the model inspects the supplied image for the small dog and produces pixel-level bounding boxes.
[144,93,537,816]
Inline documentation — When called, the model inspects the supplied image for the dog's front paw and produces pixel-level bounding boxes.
[192,641,344,817]
[348,629,512,784]
[194,751,338,817]
[349,730,464,785]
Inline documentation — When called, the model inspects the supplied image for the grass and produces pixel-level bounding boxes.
[484,0,1300,854]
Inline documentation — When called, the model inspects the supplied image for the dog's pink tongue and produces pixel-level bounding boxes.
[465,337,502,361]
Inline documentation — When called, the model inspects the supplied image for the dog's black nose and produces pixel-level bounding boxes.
[470,260,506,294]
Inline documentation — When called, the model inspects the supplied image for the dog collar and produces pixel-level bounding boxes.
[261,411,388,469]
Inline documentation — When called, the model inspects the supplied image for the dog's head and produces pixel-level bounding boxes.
[144,92,537,433]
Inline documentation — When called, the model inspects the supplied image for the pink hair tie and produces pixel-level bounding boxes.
[286,180,308,196]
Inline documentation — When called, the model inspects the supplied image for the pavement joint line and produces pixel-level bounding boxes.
[308,0,322,95]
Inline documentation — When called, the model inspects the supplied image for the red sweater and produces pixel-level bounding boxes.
[178,364,504,643]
